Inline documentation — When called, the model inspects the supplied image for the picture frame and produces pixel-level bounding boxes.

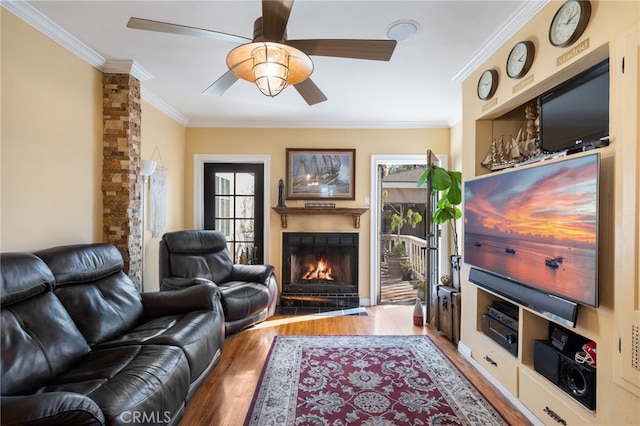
[286,148,356,200]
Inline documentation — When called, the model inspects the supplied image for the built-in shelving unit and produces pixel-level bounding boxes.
[461,5,640,425]
[473,287,597,425]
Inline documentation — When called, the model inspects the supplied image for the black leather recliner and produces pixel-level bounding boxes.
[159,230,278,334]
[1,243,224,426]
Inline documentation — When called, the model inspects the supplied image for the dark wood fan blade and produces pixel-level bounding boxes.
[127,17,251,44]
[293,79,327,105]
[286,39,397,61]
[262,0,294,41]
[202,71,239,96]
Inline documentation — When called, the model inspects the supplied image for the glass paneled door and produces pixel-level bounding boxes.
[203,163,264,264]
[377,163,429,304]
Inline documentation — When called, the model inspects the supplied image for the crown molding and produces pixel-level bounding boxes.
[104,60,153,82]
[141,87,190,127]
[451,0,549,84]
[2,0,105,69]
[186,119,450,129]
[2,1,155,82]
[2,0,189,126]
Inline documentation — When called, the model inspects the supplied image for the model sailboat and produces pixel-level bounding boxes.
[481,129,540,171]
[481,134,522,171]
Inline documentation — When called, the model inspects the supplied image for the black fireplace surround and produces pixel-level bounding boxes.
[280,232,359,310]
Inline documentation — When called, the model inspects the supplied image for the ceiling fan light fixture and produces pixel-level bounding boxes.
[252,44,290,97]
[227,42,313,97]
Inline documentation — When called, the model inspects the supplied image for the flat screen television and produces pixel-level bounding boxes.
[540,59,609,153]
[464,153,600,326]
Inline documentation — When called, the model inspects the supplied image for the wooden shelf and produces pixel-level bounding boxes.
[272,207,369,229]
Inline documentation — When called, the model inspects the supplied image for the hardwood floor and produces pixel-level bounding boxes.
[180,305,532,426]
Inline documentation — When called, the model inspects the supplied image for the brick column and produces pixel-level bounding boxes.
[102,73,143,289]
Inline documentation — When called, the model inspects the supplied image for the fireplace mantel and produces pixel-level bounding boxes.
[272,207,369,229]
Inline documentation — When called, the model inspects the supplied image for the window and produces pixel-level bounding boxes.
[204,164,264,264]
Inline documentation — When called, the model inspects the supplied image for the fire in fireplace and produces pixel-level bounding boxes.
[281,232,359,310]
[301,259,334,281]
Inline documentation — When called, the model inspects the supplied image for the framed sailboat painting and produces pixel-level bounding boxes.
[286,148,356,200]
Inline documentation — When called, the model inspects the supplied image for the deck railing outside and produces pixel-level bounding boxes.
[381,234,427,278]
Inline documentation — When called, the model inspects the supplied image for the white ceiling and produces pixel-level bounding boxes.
[5,0,547,128]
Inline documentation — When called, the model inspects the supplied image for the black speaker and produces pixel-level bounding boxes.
[533,340,596,410]
[558,355,596,410]
[533,340,560,385]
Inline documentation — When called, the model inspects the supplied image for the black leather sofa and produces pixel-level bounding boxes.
[159,230,278,335]
[1,243,224,426]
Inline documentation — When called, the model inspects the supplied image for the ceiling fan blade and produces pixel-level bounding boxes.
[202,71,239,97]
[262,0,294,41]
[127,17,251,44]
[293,79,327,106]
[286,39,397,61]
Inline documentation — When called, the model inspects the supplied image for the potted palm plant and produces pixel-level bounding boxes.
[418,164,462,287]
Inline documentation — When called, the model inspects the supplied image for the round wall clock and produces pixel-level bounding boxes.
[549,0,591,48]
[477,69,498,100]
[506,41,535,79]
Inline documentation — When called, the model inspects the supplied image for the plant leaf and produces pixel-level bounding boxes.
[446,182,462,205]
[437,197,450,209]
[417,168,429,187]
[431,167,452,190]
[449,171,462,183]
[433,208,455,224]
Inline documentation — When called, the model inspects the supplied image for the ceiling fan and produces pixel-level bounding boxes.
[127,0,397,105]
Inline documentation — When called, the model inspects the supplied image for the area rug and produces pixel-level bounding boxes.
[244,335,509,425]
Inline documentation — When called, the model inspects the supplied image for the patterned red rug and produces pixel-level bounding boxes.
[244,335,509,425]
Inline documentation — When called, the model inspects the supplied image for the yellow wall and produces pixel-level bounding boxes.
[459,1,640,424]
[140,102,186,292]
[449,121,463,251]
[0,11,187,296]
[1,10,103,251]
[185,127,450,300]
[449,121,462,172]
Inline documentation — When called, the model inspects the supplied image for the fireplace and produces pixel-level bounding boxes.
[281,232,359,310]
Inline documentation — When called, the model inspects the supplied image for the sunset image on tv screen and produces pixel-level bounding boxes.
[464,153,599,306]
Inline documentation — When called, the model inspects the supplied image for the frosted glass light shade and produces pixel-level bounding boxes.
[226,42,313,97]
[252,44,289,97]
[140,159,157,177]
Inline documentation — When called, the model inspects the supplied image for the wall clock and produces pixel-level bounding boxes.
[549,0,592,48]
[477,69,498,100]
[506,41,535,79]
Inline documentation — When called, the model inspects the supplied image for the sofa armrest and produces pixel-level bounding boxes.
[230,264,275,285]
[142,282,220,317]
[1,392,105,426]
